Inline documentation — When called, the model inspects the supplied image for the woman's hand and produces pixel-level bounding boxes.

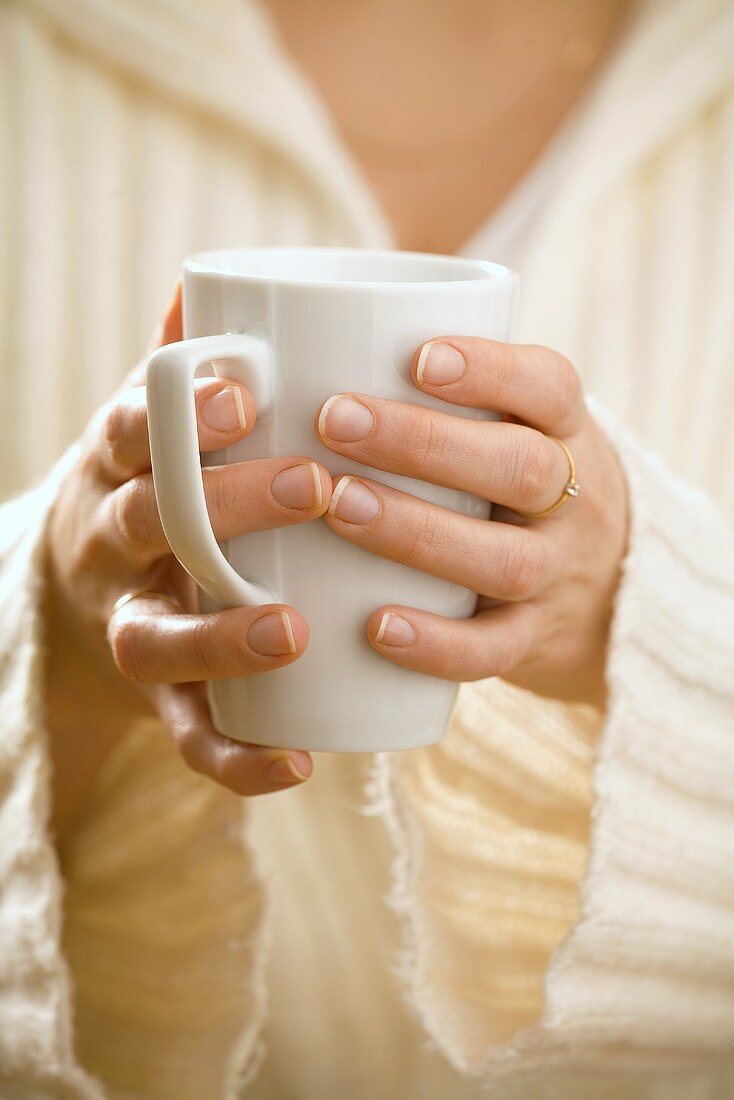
[315,337,629,708]
[45,286,331,834]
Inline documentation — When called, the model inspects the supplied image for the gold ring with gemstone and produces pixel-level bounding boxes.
[516,436,580,519]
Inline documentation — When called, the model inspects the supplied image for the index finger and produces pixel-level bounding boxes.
[412,338,585,437]
[92,376,255,483]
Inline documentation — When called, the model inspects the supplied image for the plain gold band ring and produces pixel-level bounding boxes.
[109,589,183,626]
[516,436,580,520]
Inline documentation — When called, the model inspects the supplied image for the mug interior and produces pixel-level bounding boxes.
[186,247,511,287]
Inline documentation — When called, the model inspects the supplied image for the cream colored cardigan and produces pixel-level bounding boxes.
[1,1,734,1097]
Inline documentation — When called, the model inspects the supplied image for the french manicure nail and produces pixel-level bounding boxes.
[271,462,323,510]
[267,755,310,785]
[247,611,297,656]
[319,395,374,442]
[201,385,247,432]
[374,612,417,647]
[328,477,380,524]
[416,342,466,386]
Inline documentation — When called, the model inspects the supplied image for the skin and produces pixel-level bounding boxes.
[265,0,631,252]
[317,341,627,707]
[45,285,329,837]
[44,0,631,841]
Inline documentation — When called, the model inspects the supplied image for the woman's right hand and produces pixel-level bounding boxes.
[44,284,332,835]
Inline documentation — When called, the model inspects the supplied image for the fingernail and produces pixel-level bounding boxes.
[201,385,247,432]
[267,753,311,786]
[247,610,297,656]
[271,462,323,510]
[318,395,374,442]
[374,612,416,647]
[416,342,466,386]
[328,477,380,524]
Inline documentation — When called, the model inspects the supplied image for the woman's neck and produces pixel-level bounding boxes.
[264,0,632,253]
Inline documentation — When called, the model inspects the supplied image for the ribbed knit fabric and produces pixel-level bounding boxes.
[0,0,389,499]
[0,441,270,1100]
[1,1,734,1097]
[368,399,734,1097]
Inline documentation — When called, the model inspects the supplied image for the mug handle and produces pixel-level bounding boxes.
[146,333,276,609]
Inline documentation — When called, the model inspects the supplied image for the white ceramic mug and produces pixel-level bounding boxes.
[146,248,518,753]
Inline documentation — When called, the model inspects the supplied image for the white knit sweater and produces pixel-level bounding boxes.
[1,1,734,1097]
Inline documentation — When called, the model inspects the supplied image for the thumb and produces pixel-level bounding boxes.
[156,277,184,350]
[123,277,183,391]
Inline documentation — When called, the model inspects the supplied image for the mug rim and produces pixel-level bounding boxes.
[185,246,516,290]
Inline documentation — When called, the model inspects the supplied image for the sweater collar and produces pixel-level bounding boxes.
[522,0,734,236]
[23,0,734,254]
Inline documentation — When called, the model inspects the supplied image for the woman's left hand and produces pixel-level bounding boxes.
[315,337,629,708]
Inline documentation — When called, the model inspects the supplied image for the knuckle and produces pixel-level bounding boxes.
[101,400,130,471]
[488,632,523,678]
[67,520,106,582]
[513,434,556,509]
[188,615,220,680]
[175,725,208,776]
[552,355,582,422]
[496,533,545,599]
[212,746,248,791]
[446,629,473,680]
[403,505,444,562]
[486,341,517,392]
[77,435,103,482]
[404,410,446,466]
[115,476,158,555]
[108,617,144,681]
[206,465,247,534]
